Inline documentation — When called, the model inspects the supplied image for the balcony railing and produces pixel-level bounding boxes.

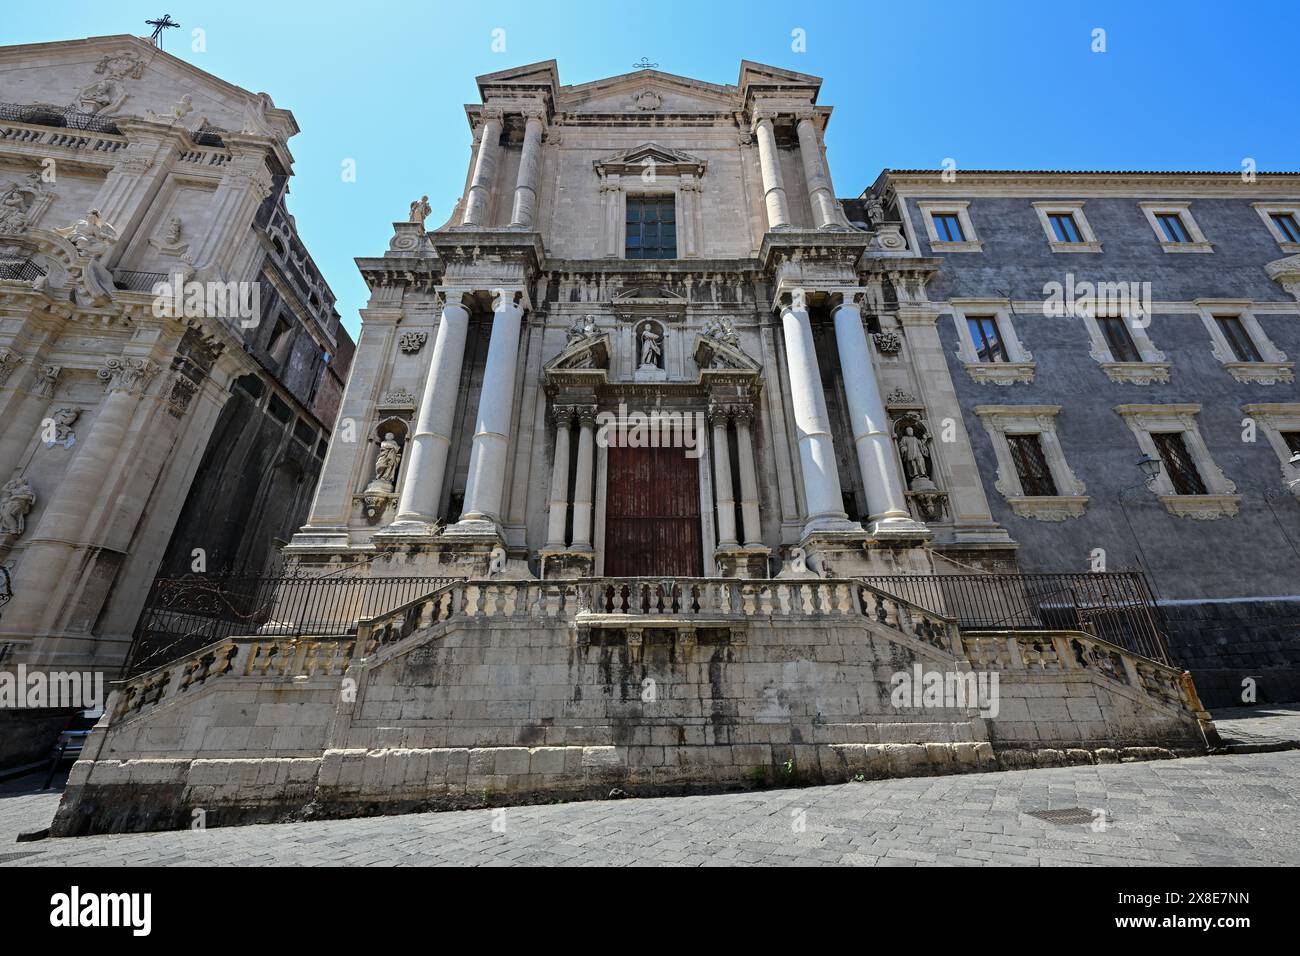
[0,102,122,134]
[859,571,1171,665]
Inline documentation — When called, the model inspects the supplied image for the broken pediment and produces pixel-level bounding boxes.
[694,331,760,374]
[594,143,707,178]
[545,330,610,373]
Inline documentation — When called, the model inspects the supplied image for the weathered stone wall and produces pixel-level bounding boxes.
[53,610,1208,835]
[1163,598,1300,707]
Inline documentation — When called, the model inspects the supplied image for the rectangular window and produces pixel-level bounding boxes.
[1151,431,1208,496]
[932,212,965,242]
[1155,213,1192,243]
[1214,315,1264,363]
[625,196,677,259]
[1098,316,1142,363]
[1007,435,1058,496]
[1282,431,1300,457]
[967,315,1007,363]
[1048,212,1084,243]
[1271,212,1300,243]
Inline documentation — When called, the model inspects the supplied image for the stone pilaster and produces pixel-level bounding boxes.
[570,406,597,551]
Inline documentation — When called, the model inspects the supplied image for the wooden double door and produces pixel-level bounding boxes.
[603,444,703,577]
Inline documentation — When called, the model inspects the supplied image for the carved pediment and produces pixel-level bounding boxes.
[694,333,760,375]
[593,143,707,178]
[545,331,610,373]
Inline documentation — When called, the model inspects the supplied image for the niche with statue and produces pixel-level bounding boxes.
[360,418,408,521]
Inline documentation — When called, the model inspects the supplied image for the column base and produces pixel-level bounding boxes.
[713,545,771,579]
[864,515,934,543]
[283,527,353,552]
[539,548,596,579]
[800,513,863,538]
[442,516,504,543]
[371,518,444,543]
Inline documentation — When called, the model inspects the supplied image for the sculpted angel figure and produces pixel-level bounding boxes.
[408,195,432,226]
[55,208,118,258]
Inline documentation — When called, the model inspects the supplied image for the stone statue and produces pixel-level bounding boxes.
[897,425,931,486]
[0,477,36,536]
[77,79,116,115]
[864,196,885,225]
[372,432,402,486]
[408,195,432,226]
[0,187,30,235]
[55,208,118,259]
[702,315,739,347]
[164,217,183,244]
[639,324,662,368]
[240,92,274,135]
[51,407,80,444]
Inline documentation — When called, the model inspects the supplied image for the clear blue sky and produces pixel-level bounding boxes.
[8,0,1299,336]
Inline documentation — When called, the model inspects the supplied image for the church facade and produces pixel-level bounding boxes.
[0,35,352,764]
[53,58,1281,834]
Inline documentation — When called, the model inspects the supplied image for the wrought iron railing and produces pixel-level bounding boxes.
[859,570,1171,665]
[113,270,170,292]
[0,102,122,134]
[0,258,46,281]
[123,573,456,677]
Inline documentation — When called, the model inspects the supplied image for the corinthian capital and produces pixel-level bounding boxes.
[98,355,160,395]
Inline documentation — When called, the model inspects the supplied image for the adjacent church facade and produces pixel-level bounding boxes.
[0,36,353,763]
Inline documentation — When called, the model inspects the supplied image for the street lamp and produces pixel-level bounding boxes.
[1136,454,1162,484]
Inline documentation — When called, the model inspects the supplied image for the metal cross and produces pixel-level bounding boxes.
[145,14,182,48]
[632,57,658,70]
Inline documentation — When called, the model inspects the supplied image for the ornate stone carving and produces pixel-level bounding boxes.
[0,171,52,236]
[149,216,190,257]
[907,490,948,522]
[873,329,903,355]
[380,387,417,407]
[885,386,918,407]
[632,89,662,111]
[0,347,21,386]
[408,195,431,226]
[71,51,146,116]
[638,320,663,369]
[48,407,80,445]
[701,315,740,348]
[98,356,159,395]
[165,374,199,417]
[398,331,428,354]
[55,208,118,260]
[0,477,36,537]
[565,314,599,346]
[369,432,402,490]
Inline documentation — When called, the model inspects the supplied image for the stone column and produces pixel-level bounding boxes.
[90,122,186,263]
[0,357,59,481]
[752,116,791,230]
[509,110,545,229]
[780,298,851,535]
[570,406,597,550]
[457,293,526,530]
[733,406,763,547]
[462,109,504,227]
[545,405,573,547]
[391,298,471,526]
[710,405,739,549]
[185,137,273,278]
[831,298,926,537]
[796,114,840,230]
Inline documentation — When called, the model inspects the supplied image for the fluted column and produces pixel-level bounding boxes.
[462,109,504,227]
[570,406,597,550]
[509,110,545,228]
[832,298,925,537]
[391,298,471,526]
[752,116,791,230]
[710,405,739,548]
[457,292,526,528]
[733,407,762,547]
[796,114,839,230]
[780,298,851,535]
[545,406,574,547]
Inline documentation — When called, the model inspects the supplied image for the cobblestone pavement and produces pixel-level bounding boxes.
[2,745,1298,867]
[1210,701,1300,747]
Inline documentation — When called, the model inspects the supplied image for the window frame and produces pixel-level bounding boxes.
[1253,202,1300,252]
[950,299,1034,384]
[1032,201,1102,253]
[916,201,983,252]
[974,404,1087,520]
[1194,300,1294,384]
[624,194,679,260]
[1242,403,1300,497]
[1138,201,1212,253]
[1114,403,1239,518]
[1078,311,1170,384]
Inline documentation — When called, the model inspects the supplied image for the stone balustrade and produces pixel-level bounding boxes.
[111,635,355,721]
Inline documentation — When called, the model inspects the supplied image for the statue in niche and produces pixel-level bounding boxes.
[0,476,36,536]
[639,323,663,369]
[371,432,402,488]
[408,195,431,226]
[895,419,937,491]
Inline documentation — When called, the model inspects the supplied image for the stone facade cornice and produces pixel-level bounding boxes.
[883,169,1300,197]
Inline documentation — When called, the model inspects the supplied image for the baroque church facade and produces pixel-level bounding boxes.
[0,36,353,764]
[43,57,1300,832]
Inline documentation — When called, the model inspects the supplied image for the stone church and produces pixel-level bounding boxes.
[0,35,353,764]
[57,57,1297,834]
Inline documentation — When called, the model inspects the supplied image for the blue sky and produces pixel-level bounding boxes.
[8,0,1299,335]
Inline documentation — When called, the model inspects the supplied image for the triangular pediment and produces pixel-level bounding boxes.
[594,143,707,177]
[562,69,739,114]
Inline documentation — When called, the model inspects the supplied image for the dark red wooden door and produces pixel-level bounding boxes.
[604,445,703,577]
